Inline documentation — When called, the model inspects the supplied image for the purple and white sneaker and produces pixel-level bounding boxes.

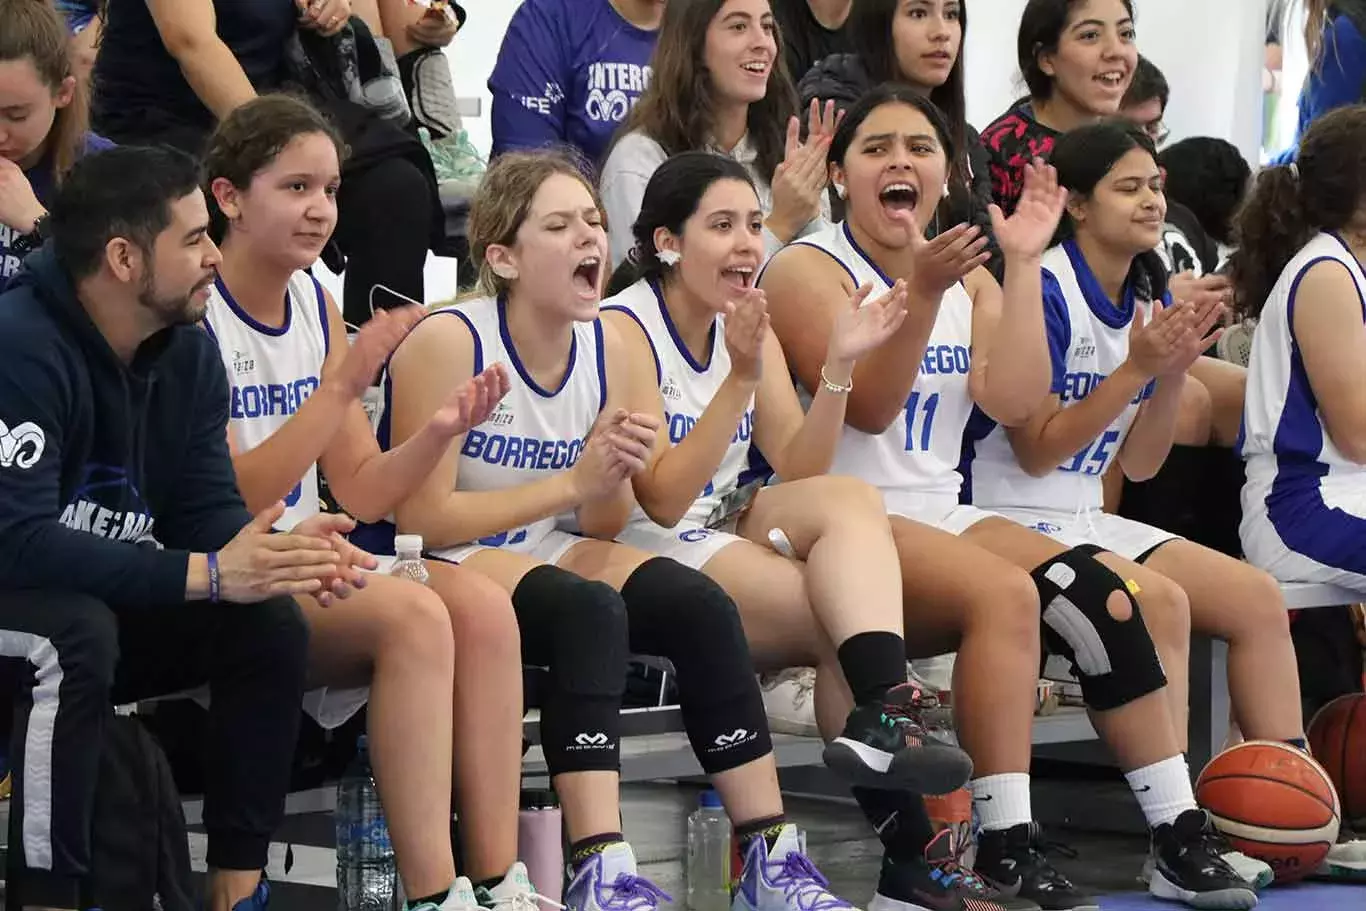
[564,843,671,911]
[733,824,859,911]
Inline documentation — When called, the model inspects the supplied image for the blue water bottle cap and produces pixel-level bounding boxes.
[699,789,723,809]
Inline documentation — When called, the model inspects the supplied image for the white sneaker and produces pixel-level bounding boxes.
[1315,830,1366,881]
[563,842,670,911]
[408,877,480,911]
[733,824,859,911]
[761,668,818,737]
[481,862,557,911]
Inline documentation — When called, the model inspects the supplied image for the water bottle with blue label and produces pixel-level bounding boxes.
[336,735,401,910]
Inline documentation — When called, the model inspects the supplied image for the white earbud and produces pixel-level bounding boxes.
[834,183,847,199]
[656,249,681,266]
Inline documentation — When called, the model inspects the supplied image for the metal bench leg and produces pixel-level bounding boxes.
[1186,636,1230,777]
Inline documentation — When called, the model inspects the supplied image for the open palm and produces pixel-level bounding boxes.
[992,159,1068,260]
[830,280,909,362]
[429,364,511,438]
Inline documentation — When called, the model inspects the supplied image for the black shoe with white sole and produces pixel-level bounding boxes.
[1148,809,1259,909]
[821,683,973,794]
[973,823,1097,911]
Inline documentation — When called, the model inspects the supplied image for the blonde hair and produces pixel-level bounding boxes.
[0,0,87,184]
[468,149,601,297]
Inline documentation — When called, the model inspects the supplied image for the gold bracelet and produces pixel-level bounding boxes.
[820,365,853,394]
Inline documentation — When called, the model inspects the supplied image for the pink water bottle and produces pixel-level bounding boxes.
[518,788,564,909]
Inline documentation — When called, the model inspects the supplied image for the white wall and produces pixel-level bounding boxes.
[443,1,521,156]
[964,0,1268,165]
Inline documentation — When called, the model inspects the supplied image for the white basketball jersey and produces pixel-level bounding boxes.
[204,271,330,530]
[387,295,607,556]
[966,241,1158,512]
[791,222,976,499]
[1241,232,1366,509]
[601,279,756,527]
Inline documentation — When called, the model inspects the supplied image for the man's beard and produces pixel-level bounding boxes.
[138,269,210,326]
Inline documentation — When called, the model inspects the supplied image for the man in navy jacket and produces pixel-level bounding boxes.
[0,146,360,911]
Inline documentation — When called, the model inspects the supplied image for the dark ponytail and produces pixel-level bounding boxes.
[1230,105,1366,320]
[605,150,757,295]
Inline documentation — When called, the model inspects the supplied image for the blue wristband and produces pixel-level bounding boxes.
[207,552,221,603]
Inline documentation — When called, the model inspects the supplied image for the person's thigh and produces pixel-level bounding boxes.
[697,537,825,671]
[888,514,1041,659]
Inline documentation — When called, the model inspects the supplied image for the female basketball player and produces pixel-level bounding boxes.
[598,0,834,269]
[1229,105,1366,880]
[203,94,526,911]
[599,149,986,795]
[376,148,965,911]
[760,85,1259,910]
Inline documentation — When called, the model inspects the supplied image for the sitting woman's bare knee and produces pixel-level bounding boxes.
[428,562,520,656]
[1134,574,1191,647]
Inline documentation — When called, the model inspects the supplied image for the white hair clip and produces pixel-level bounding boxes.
[1288,162,1301,181]
[656,249,682,266]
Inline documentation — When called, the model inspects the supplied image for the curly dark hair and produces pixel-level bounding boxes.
[1158,137,1250,246]
[202,93,346,243]
[1231,105,1366,320]
[613,0,798,190]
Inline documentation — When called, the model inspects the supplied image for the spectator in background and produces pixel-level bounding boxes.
[0,0,111,292]
[599,0,833,269]
[489,0,663,166]
[1159,137,1251,274]
[0,145,333,911]
[91,0,442,328]
[1119,55,1169,147]
[1278,0,1366,161]
[770,0,852,84]
[980,0,1137,216]
[799,0,1002,276]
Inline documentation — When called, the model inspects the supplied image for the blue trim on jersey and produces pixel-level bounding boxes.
[1040,270,1072,395]
[593,319,608,412]
[842,222,896,288]
[311,276,330,357]
[784,239,860,288]
[1265,254,1366,570]
[957,405,998,505]
[653,278,715,374]
[737,445,774,489]
[601,304,662,385]
[1062,239,1136,330]
[214,276,293,336]
[498,295,577,397]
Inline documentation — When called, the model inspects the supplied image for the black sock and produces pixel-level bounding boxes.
[1285,736,1308,752]
[473,876,503,892]
[570,832,625,870]
[407,887,452,909]
[837,631,909,705]
[735,814,788,853]
[853,787,934,862]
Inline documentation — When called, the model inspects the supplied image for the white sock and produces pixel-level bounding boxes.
[968,772,1032,832]
[1125,755,1198,828]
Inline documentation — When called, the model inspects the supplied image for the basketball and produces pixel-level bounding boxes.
[1308,693,1366,826]
[1195,740,1340,884]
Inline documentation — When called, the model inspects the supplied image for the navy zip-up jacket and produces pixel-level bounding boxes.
[0,246,251,607]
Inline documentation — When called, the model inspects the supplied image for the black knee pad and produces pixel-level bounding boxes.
[513,565,628,775]
[620,558,772,774]
[1031,545,1167,712]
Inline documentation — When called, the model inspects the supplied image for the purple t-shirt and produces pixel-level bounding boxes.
[1,133,114,291]
[489,0,657,166]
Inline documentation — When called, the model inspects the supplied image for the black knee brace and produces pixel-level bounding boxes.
[513,565,628,776]
[619,558,773,774]
[1031,545,1167,712]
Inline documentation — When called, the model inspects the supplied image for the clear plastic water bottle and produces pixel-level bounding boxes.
[336,735,401,910]
[390,535,429,586]
[686,790,731,911]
